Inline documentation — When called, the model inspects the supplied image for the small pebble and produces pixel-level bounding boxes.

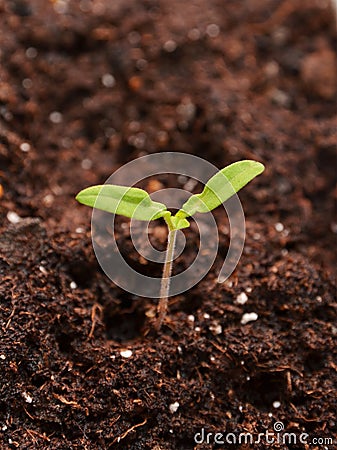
[209,324,222,335]
[49,111,63,124]
[26,47,38,59]
[81,158,92,170]
[136,59,147,70]
[20,142,30,152]
[241,312,258,325]
[0,354,6,360]
[43,194,54,206]
[169,401,179,413]
[75,227,84,233]
[187,315,195,322]
[236,292,248,305]
[128,31,141,45]
[101,73,115,88]
[22,392,33,403]
[7,211,21,224]
[203,313,210,319]
[53,0,68,14]
[22,78,33,89]
[275,222,284,232]
[2,425,7,431]
[120,349,132,358]
[273,401,281,408]
[206,23,220,38]
[39,266,48,275]
[163,40,177,52]
[188,28,201,40]
[70,281,77,289]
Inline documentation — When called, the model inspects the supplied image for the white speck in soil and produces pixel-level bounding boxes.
[239,405,243,412]
[188,28,201,41]
[169,401,180,413]
[236,292,248,305]
[177,346,183,354]
[120,349,132,358]
[43,194,54,206]
[81,158,92,170]
[0,354,6,360]
[275,222,284,232]
[39,266,48,275]
[22,78,33,89]
[187,315,195,322]
[53,0,68,14]
[101,73,115,88]
[75,227,84,233]
[49,111,63,124]
[209,324,222,335]
[70,281,77,289]
[203,313,210,319]
[22,392,33,403]
[194,326,201,332]
[136,59,147,70]
[128,31,141,45]
[20,142,30,152]
[163,40,177,52]
[7,211,21,224]
[184,178,198,192]
[273,401,281,408]
[26,47,38,59]
[2,425,7,431]
[206,23,220,38]
[241,312,258,325]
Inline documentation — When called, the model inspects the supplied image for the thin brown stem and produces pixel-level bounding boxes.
[155,226,177,330]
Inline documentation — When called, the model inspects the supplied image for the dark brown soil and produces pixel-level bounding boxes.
[0,1,336,449]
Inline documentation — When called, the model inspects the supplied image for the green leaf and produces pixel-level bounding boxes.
[76,184,168,221]
[170,216,190,230]
[177,160,264,217]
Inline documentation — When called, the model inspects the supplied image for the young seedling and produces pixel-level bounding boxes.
[76,160,264,330]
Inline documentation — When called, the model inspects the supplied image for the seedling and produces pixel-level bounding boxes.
[76,160,264,330]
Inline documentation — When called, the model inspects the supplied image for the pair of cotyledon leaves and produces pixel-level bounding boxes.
[76,160,264,230]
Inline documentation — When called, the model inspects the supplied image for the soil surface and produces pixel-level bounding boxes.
[0,1,336,449]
